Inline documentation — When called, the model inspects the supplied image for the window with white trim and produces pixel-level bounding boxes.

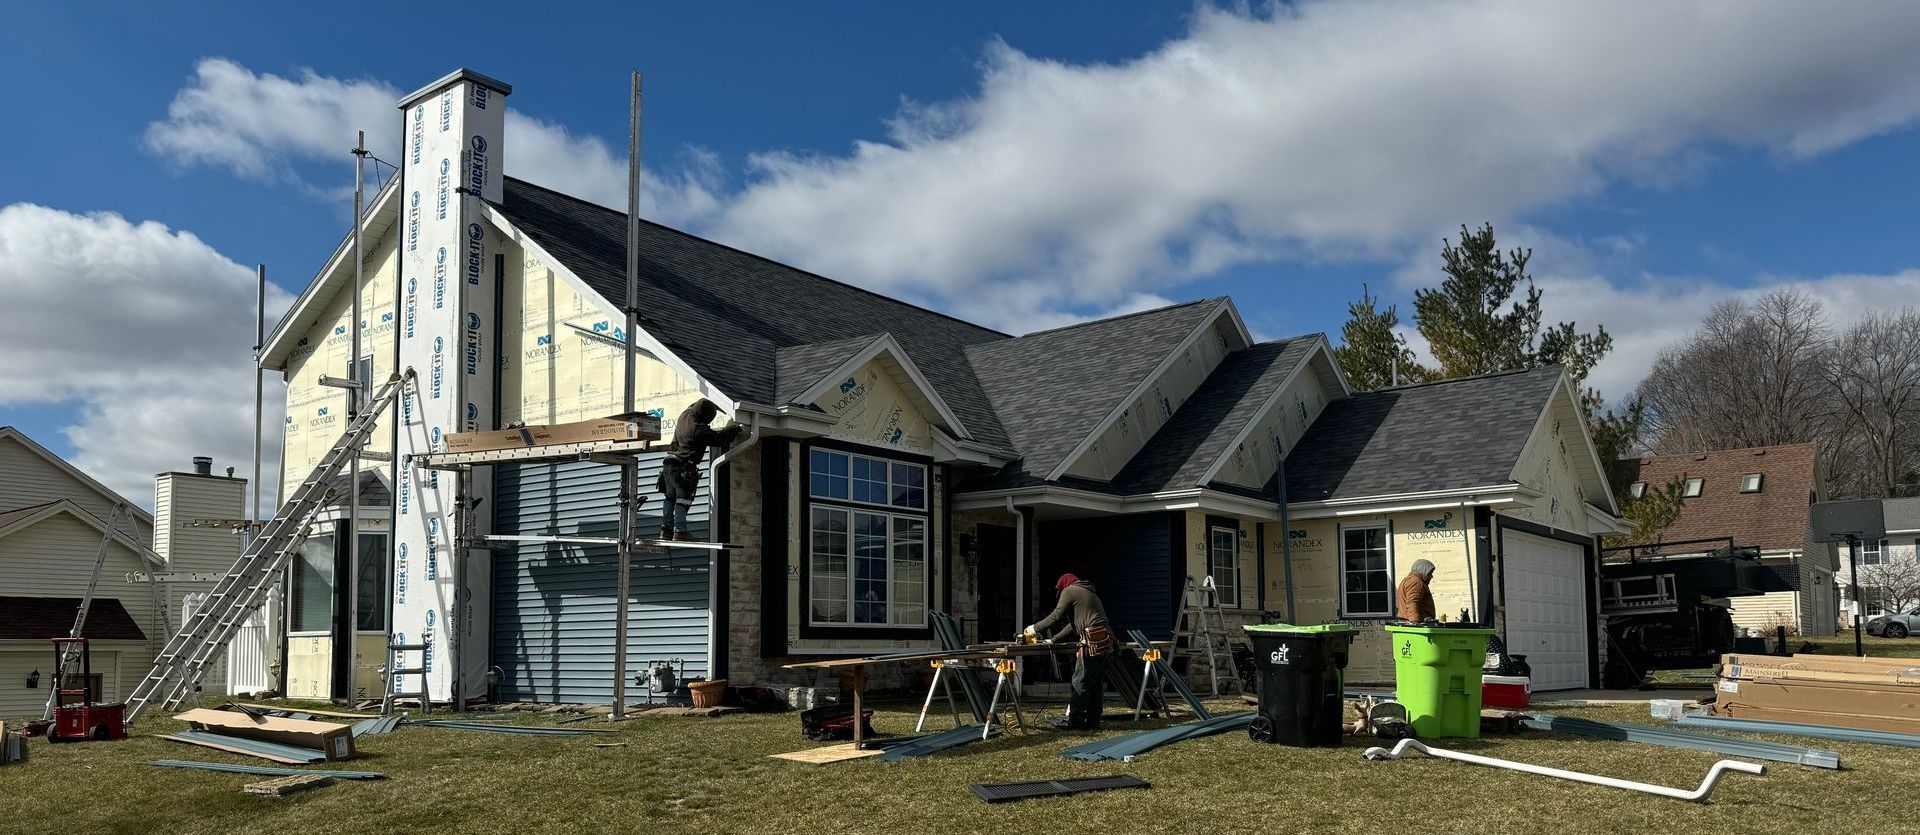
[1208,526,1239,608]
[1862,538,1888,566]
[1341,525,1392,617]
[807,448,928,628]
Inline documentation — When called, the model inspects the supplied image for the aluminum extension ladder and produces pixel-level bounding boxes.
[1175,575,1236,698]
[41,502,128,721]
[124,371,409,724]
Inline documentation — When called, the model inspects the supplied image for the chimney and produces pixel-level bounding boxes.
[192,456,213,476]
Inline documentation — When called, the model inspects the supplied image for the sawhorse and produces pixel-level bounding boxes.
[914,656,1031,740]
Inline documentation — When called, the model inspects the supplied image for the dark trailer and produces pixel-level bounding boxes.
[1598,537,1788,687]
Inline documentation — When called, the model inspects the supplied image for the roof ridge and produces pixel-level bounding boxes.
[996,297,1223,341]
[501,176,1011,341]
[1636,441,1818,461]
[1372,364,1559,393]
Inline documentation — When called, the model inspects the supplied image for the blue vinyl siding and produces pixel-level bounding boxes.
[1036,512,1176,641]
[490,453,712,704]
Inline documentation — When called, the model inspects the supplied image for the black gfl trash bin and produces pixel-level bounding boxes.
[1242,623,1356,747]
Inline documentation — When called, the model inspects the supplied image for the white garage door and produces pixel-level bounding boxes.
[1502,530,1591,691]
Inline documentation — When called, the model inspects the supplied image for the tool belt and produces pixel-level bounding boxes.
[1081,623,1117,658]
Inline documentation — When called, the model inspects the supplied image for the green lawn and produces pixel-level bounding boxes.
[7,696,1918,834]
[1795,633,1920,658]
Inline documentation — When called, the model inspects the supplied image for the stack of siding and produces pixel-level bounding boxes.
[1713,654,1920,735]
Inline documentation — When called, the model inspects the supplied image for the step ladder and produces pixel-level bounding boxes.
[124,371,409,724]
[381,639,431,715]
[1171,575,1244,696]
[42,502,128,721]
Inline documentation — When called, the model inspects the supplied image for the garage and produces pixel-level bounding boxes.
[1501,529,1591,691]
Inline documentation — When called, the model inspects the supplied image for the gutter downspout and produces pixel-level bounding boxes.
[1461,499,1476,623]
[1275,455,1297,624]
[1007,496,1026,634]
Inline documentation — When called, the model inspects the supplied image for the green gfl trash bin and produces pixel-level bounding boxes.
[1242,623,1356,747]
[1384,624,1494,739]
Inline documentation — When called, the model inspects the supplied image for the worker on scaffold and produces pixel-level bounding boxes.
[656,398,743,541]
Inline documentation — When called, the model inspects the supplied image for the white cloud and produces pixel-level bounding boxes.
[145,58,721,224]
[712,1,1920,328]
[0,204,292,504]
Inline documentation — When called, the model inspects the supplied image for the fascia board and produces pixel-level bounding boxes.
[1043,298,1234,482]
[479,204,738,414]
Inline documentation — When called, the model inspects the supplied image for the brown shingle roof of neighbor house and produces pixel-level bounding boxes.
[1613,443,1819,552]
[0,596,147,641]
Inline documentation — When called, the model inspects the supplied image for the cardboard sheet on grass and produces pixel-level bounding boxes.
[1715,654,1920,735]
[174,709,356,761]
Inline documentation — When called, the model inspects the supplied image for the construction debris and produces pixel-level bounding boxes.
[1524,714,1840,769]
[1363,738,1765,802]
[971,775,1151,804]
[769,742,885,765]
[351,714,404,737]
[2,721,27,764]
[162,730,327,764]
[402,719,610,736]
[146,759,387,780]
[175,708,356,760]
[874,725,1000,762]
[232,703,376,720]
[242,774,336,797]
[1061,712,1256,762]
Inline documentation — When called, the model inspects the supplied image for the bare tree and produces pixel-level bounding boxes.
[1857,560,1920,617]
[1827,310,1920,498]
[1638,290,1832,452]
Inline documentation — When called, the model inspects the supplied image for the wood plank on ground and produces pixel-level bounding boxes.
[769,743,885,765]
[243,775,336,797]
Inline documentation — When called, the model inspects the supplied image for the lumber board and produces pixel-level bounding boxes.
[769,742,886,764]
[146,759,386,780]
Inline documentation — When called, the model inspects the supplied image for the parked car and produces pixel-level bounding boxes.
[1865,610,1920,638]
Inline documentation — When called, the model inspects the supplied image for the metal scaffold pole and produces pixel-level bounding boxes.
[614,70,643,719]
[346,130,368,705]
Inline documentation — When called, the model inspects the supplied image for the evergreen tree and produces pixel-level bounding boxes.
[1332,284,1428,391]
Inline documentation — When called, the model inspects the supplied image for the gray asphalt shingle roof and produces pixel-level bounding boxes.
[963,299,1223,489]
[1281,366,1563,502]
[773,335,883,406]
[495,178,1012,446]
[1111,337,1317,494]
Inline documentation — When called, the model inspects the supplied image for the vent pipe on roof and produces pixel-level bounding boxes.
[192,456,213,476]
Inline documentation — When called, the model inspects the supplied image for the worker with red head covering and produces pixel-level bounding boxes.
[1025,573,1117,730]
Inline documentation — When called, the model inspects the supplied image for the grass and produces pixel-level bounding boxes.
[1795,633,1920,658]
[7,695,1920,834]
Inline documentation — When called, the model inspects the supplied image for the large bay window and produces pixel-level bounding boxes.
[807,448,929,628]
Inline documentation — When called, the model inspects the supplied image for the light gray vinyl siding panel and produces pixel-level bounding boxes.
[0,514,163,718]
[0,438,152,545]
[491,453,711,703]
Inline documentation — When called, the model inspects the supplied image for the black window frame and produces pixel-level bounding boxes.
[797,439,938,640]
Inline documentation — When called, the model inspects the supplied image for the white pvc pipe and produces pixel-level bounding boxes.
[1363,738,1763,803]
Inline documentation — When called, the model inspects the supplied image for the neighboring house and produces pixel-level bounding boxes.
[1613,443,1838,636]
[0,427,161,720]
[0,427,246,721]
[253,68,1624,703]
[1834,496,1920,620]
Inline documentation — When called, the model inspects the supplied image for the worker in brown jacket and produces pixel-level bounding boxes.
[1396,559,1437,622]
[1025,573,1117,730]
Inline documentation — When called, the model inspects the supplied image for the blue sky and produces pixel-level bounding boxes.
[4,1,1920,499]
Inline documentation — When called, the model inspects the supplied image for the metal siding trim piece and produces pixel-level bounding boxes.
[146,760,387,780]
[162,730,328,764]
[875,724,999,761]
[971,775,1151,804]
[1131,629,1211,719]
[1524,715,1840,769]
[1675,715,1920,749]
[1060,711,1255,761]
